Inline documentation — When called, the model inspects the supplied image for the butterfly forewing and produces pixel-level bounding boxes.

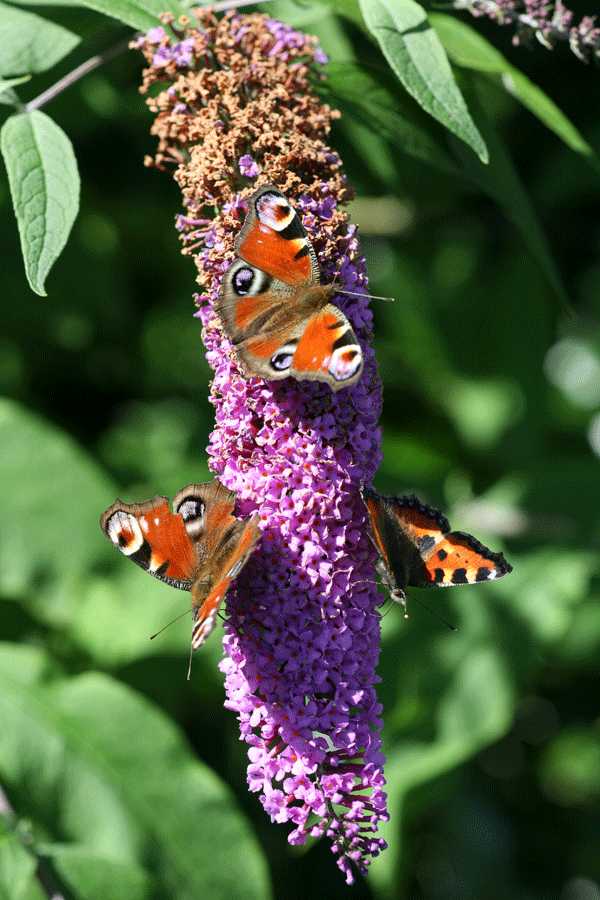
[421,531,512,587]
[237,185,319,285]
[101,479,262,652]
[100,497,196,589]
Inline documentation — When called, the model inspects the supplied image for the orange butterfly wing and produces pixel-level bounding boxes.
[101,480,262,652]
[363,489,512,593]
[100,497,196,588]
[191,515,261,650]
[418,531,513,587]
[237,185,317,285]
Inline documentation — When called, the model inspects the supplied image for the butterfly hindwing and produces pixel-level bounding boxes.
[100,496,196,589]
[363,489,512,594]
[174,479,261,649]
[191,514,261,650]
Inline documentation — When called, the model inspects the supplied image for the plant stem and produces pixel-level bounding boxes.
[23,0,273,114]
[25,37,132,113]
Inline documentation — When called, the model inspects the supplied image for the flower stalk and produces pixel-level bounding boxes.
[138,9,387,882]
[453,0,600,62]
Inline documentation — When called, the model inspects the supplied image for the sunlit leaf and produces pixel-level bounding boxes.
[431,14,599,171]
[0,3,79,76]
[1,111,80,296]
[44,845,152,900]
[0,75,30,107]
[359,0,488,162]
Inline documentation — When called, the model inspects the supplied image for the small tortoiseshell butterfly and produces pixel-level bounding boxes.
[362,488,512,608]
[217,185,364,391]
[100,479,260,650]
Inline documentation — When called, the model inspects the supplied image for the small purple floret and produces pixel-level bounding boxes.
[239,154,261,178]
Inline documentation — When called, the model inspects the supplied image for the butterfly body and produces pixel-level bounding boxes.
[100,480,261,650]
[217,186,364,390]
[362,488,512,606]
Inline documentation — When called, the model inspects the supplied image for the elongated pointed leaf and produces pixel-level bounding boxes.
[0,644,272,900]
[359,0,488,163]
[431,13,599,171]
[1,111,80,296]
[0,2,79,76]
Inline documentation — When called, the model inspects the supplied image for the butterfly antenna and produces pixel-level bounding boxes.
[335,288,395,303]
[411,594,458,632]
[149,608,191,641]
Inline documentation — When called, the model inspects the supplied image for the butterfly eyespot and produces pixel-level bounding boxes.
[328,344,362,382]
[271,341,298,372]
[107,511,144,556]
[256,193,294,231]
[232,266,255,295]
[175,497,205,539]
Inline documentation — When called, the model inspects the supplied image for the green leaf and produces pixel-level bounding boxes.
[371,598,514,893]
[0,819,46,900]
[44,845,152,900]
[75,0,185,30]
[0,74,30,94]
[450,75,568,307]
[431,13,599,170]
[0,2,79,76]
[317,0,363,28]
[318,61,458,174]
[0,399,113,619]
[3,0,80,5]
[0,75,30,108]
[0,644,272,900]
[1,111,80,296]
[359,0,488,163]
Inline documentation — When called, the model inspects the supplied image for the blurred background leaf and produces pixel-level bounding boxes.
[0,644,271,900]
[0,1,599,899]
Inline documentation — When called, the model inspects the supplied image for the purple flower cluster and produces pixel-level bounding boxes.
[193,185,387,881]
[134,25,197,68]
[138,9,388,882]
[454,0,600,61]
[239,154,261,179]
[264,17,328,63]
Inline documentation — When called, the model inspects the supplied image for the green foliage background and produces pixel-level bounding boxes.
[1,1,600,898]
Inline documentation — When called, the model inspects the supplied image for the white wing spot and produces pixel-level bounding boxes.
[107,512,144,556]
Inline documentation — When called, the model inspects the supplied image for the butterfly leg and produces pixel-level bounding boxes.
[390,588,409,619]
